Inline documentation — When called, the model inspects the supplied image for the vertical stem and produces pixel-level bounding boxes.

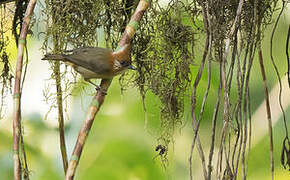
[50,0,69,173]
[216,1,245,178]
[258,49,274,180]
[13,0,37,179]
[208,73,222,180]
[54,60,68,172]
[268,3,287,179]
[285,24,290,133]
[189,4,210,179]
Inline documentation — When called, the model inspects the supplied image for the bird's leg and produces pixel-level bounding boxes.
[85,78,98,87]
[84,78,107,95]
[95,85,107,95]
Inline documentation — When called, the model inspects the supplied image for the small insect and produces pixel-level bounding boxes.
[155,144,167,156]
[154,144,168,169]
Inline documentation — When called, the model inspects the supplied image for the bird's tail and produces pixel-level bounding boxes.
[42,54,65,61]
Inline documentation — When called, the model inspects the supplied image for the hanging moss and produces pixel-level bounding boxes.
[0,4,14,119]
[12,0,29,46]
[119,0,200,148]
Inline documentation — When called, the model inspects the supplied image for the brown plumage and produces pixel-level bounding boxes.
[42,44,135,83]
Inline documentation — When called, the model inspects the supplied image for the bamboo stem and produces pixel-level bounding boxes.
[13,0,37,179]
[65,79,112,180]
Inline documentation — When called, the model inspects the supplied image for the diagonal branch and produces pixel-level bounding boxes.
[13,0,37,180]
[65,1,151,179]
[65,79,111,180]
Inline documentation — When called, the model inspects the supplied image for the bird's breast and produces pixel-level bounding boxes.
[74,66,114,79]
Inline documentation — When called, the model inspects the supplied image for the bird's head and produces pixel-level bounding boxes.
[112,44,136,73]
[112,58,136,74]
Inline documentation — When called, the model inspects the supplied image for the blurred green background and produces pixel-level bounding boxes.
[0,1,290,180]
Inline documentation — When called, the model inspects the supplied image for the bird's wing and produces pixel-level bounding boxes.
[42,54,65,60]
[63,47,112,74]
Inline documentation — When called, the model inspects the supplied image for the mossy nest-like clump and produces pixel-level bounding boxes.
[121,0,200,146]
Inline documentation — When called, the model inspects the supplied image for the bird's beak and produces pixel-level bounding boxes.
[128,65,137,70]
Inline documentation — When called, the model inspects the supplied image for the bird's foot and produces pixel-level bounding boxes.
[95,85,107,96]
[85,79,107,95]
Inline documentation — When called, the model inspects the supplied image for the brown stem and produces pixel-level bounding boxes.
[65,1,150,179]
[242,38,256,180]
[13,0,37,179]
[54,61,68,173]
[189,4,210,179]
[258,49,274,180]
[50,1,68,173]
[285,24,290,134]
[207,73,222,180]
[217,1,245,178]
[268,2,287,179]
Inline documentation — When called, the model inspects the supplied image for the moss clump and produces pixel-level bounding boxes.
[121,0,199,147]
[0,4,14,119]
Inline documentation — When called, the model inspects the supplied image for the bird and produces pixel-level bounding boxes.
[42,44,136,90]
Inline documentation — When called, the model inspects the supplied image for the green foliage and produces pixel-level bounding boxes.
[0,0,288,178]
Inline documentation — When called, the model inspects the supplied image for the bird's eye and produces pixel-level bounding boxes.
[120,61,129,67]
